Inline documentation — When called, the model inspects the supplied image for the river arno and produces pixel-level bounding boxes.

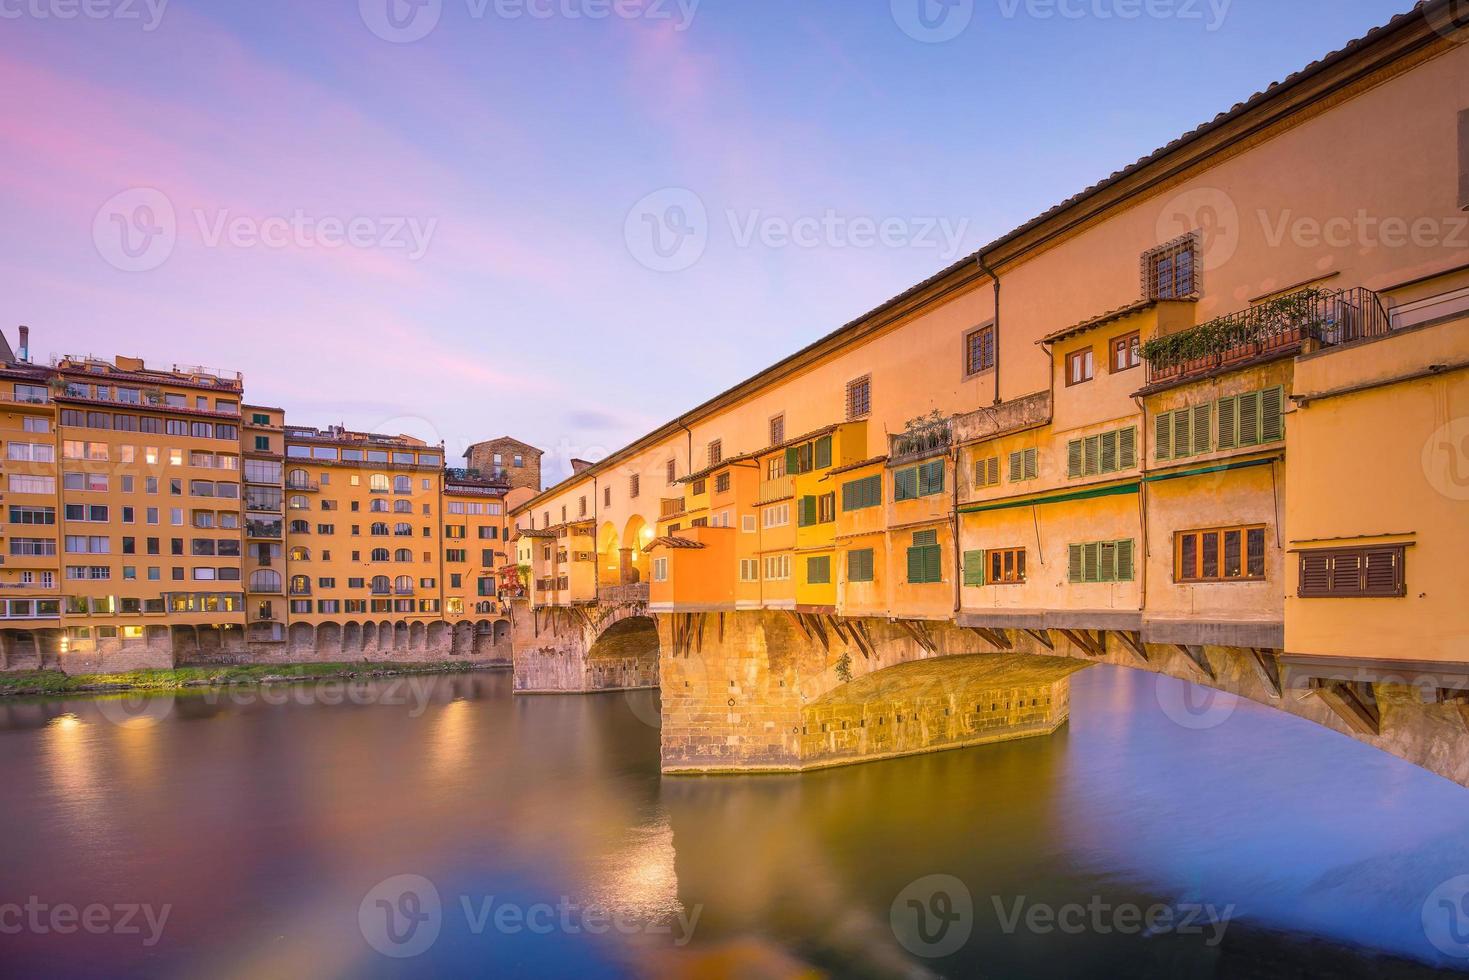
[1,666,1467,978]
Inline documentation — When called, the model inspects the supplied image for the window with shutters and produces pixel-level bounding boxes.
[763,554,791,581]
[1176,525,1267,582]
[1297,545,1406,598]
[1008,447,1038,482]
[1143,235,1197,299]
[769,414,785,446]
[990,547,1026,584]
[1154,404,1212,461]
[964,324,996,377]
[666,460,676,485]
[806,555,831,585]
[604,487,612,508]
[962,550,985,586]
[907,529,943,584]
[740,558,759,582]
[691,478,707,496]
[784,435,833,476]
[841,475,882,511]
[1065,348,1094,386]
[652,557,668,582]
[798,495,818,527]
[974,455,1000,488]
[1110,331,1141,372]
[818,493,836,523]
[714,472,731,494]
[846,375,871,420]
[707,440,722,466]
[1067,539,1135,583]
[1066,427,1137,478]
[846,548,875,583]
[1217,386,1285,450]
[629,474,640,499]
[893,460,945,501]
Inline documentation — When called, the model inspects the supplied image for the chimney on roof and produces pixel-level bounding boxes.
[570,458,593,474]
[17,325,29,363]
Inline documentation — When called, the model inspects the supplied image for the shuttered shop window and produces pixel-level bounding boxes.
[1155,404,1212,460]
[962,550,985,586]
[846,548,875,583]
[1067,427,1136,478]
[806,555,831,585]
[895,461,944,501]
[841,475,881,511]
[1067,540,1135,583]
[1218,386,1285,450]
[907,530,942,584]
[1008,447,1038,482]
[1298,545,1405,597]
[974,456,1000,488]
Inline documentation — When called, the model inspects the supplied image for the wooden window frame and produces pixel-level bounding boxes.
[714,472,731,494]
[1007,447,1038,483]
[1175,525,1268,583]
[1064,347,1094,387]
[1067,539,1135,583]
[846,548,875,583]
[1297,544,1407,598]
[1143,235,1198,300]
[707,440,722,467]
[806,555,831,586]
[628,474,640,499]
[666,460,676,485]
[963,323,996,378]
[769,414,785,447]
[974,455,1000,489]
[1110,331,1141,373]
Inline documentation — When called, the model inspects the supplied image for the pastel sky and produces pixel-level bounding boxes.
[1,0,1410,483]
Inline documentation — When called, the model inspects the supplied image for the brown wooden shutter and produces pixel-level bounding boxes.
[1299,552,1332,596]
[1363,548,1405,596]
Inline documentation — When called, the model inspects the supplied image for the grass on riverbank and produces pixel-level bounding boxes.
[0,661,478,697]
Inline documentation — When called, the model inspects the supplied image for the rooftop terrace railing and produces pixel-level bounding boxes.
[1142,287,1391,386]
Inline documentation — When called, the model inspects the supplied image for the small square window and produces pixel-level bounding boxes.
[1065,348,1094,386]
[1110,331,1141,373]
[964,325,995,377]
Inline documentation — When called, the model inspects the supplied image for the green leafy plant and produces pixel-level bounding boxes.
[835,652,853,684]
[1140,287,1334,370]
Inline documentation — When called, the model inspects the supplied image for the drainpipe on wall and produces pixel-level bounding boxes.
[976,252,1002,406]
[1132,394,1149,616]
[952,439,963,618]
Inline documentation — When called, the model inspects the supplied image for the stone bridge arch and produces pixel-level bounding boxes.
[656,609,1469,786]
[510,597,660,694]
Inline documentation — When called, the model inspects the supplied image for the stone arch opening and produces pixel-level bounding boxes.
[344,621,363,654]
[586,615,660,690]
[288,623,315,654]
[598,522,622,587]
[317,622,342,656]
[621,515,651,585]
[451,620,474,657]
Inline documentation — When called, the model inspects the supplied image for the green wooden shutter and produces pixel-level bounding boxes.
[1115,539,1134,581]
[1154,413,1172,460]
[1067,439,1083,478]
[924,544,942,584]
[919,460,945,496]
[1068,543,1083,583]
[1100,430,1118,472]
[1261,386,1284,443]
[1173,410,1191,458]
[1084,542,1102,582]
[1217,396,1238,450]
[1083,435,1101,475]
[906,546,923,583]
[894,468,915,501]
[815,436,832,469]
[1008,450,1023,482]
[1025,448,1038,480]
[799,496,816,526]
[1238,391,1261,447]
[784,446,799,472]
[1190,404,1211,455]
[963,550,985,586]
[1118,429,1136,470]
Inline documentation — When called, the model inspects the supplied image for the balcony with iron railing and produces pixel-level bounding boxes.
[285,478,320,492]
[246,520,283,539]
[1142,287,1391,387]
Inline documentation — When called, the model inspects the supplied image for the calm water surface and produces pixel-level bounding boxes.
[2,666,1468,978]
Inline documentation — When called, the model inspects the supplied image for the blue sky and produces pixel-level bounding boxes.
[0,0,1411,481]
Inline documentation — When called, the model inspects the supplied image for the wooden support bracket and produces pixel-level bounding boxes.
[1174,643,1215,681]
[1313,679,1382,736]
[807,614,830,653]
[967,626,1012,652]
[1057,628,1102,658]
[1437,690,1469,733]
[1116,630,1150,666]
[1247,648,1284,699]
[1023,628,1055,651]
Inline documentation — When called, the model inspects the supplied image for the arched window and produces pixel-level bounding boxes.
[289,546,310,561]
[394,522,412,536]
[394,548,412,562]
[287,468,311,488]
[370,548,390,562]
[289,520,310,534]
[394,576,413,594]
[290,495,311,511]
[370,522,389,536]
[393,500,412,513]
[289,575,311,595]
[370,499,389,513]
[369,474,390,493]
[393,475,411,494]
[370,575,390,593]
[249,569,281,593]
[475,601,495,614]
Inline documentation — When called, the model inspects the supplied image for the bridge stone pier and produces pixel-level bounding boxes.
[509,592,660,694]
